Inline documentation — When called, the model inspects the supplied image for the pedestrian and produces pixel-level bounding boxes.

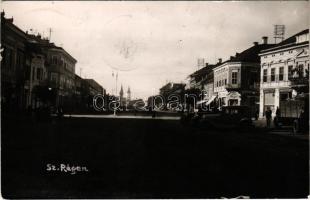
[274,106,281,127]
[265,107,272,128]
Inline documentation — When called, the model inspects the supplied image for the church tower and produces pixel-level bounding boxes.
[119,85,124,100]
[127,86,131,101]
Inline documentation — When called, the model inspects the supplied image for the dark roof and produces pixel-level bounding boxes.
[159,82,185,93]
[39,42,77,63]
[277,29,308,46]
[261,29,309,53]
[189,63,220,78]
[225,43,275,63]
[2,12,28,40]
[84,79,103,88]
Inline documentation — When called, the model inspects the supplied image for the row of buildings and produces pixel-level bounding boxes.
[162,29,308,118]
[1,12,105,114]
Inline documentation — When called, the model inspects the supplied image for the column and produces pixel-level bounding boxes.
[274,88,280,117]
[259,89,264,118]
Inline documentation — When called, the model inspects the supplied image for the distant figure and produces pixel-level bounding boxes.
[265,107,272,128]
[298,107,306,132]
[276,107,281,117]
[274,107,281,127]
[255,109,259,120]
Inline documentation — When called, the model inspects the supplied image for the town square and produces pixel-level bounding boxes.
[1,1,309,199]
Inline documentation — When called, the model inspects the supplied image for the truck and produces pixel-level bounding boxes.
[278,94,309,134]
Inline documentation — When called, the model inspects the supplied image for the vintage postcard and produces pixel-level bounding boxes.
[1,1,309,198]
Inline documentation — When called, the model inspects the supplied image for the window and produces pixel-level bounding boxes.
[279,67,284,81]
[36,68,43,80]
[225,79,227,85]
[51,73,58,83]
[288,65,293,78]
[4,48,13,70]
[52,56,58,64]
[60,58,64,66]
[280,92,291,101]
[272,54,275,57]
[263,69,267,82]
[271,68,275,82]
[232,72,238,84]
[16,50,24,71]
[32,68,35,81]
[298,64,304,77]
[280,52,284,55]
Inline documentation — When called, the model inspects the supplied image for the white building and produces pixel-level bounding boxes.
[213,37,274,110]
[187,60,222,108]
[259,29,309,118]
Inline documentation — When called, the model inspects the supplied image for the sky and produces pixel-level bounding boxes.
[2,1,309,99]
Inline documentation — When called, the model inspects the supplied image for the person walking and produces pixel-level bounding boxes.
[274,107,281,127]
[265,107,272,128]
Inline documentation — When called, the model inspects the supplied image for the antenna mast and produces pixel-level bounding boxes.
[274,25,285,44]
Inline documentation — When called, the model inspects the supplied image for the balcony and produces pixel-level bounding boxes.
[288,71,309,93]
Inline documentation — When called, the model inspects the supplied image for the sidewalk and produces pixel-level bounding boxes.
[253,118,274,128]
[253,118,308,141]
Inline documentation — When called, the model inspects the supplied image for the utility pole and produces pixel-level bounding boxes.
[48,28,53,41]
[114,71,118,116]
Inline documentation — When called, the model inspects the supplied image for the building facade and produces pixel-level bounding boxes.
[213,37,274,111]
[187,60,222,109]
[1,12,28,112]
[42,44,77,109]
[1,11,106,114]
[259,29,309,118]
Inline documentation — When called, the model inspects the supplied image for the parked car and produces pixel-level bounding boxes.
[183,106,254,131]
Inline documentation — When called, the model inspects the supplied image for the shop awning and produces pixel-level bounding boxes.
[205,95,217,106]
[197,95,217,105]
[197,99,208,105]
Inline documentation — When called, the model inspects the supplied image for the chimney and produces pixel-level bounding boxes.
[218,58,222,64]
[235,52,240,57]
[205,63,209,67]
[230,56,234,60]
[262,36,268,44]
[253,42,258,46]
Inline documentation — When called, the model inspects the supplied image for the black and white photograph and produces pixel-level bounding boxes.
[1,1,309,198]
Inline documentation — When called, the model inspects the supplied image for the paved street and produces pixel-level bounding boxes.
[2,116,309,198]
[64,114,181,120]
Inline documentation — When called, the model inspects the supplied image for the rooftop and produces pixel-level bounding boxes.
[189,63,221,78]
[261,29,309,53]
[225,43,275,63]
